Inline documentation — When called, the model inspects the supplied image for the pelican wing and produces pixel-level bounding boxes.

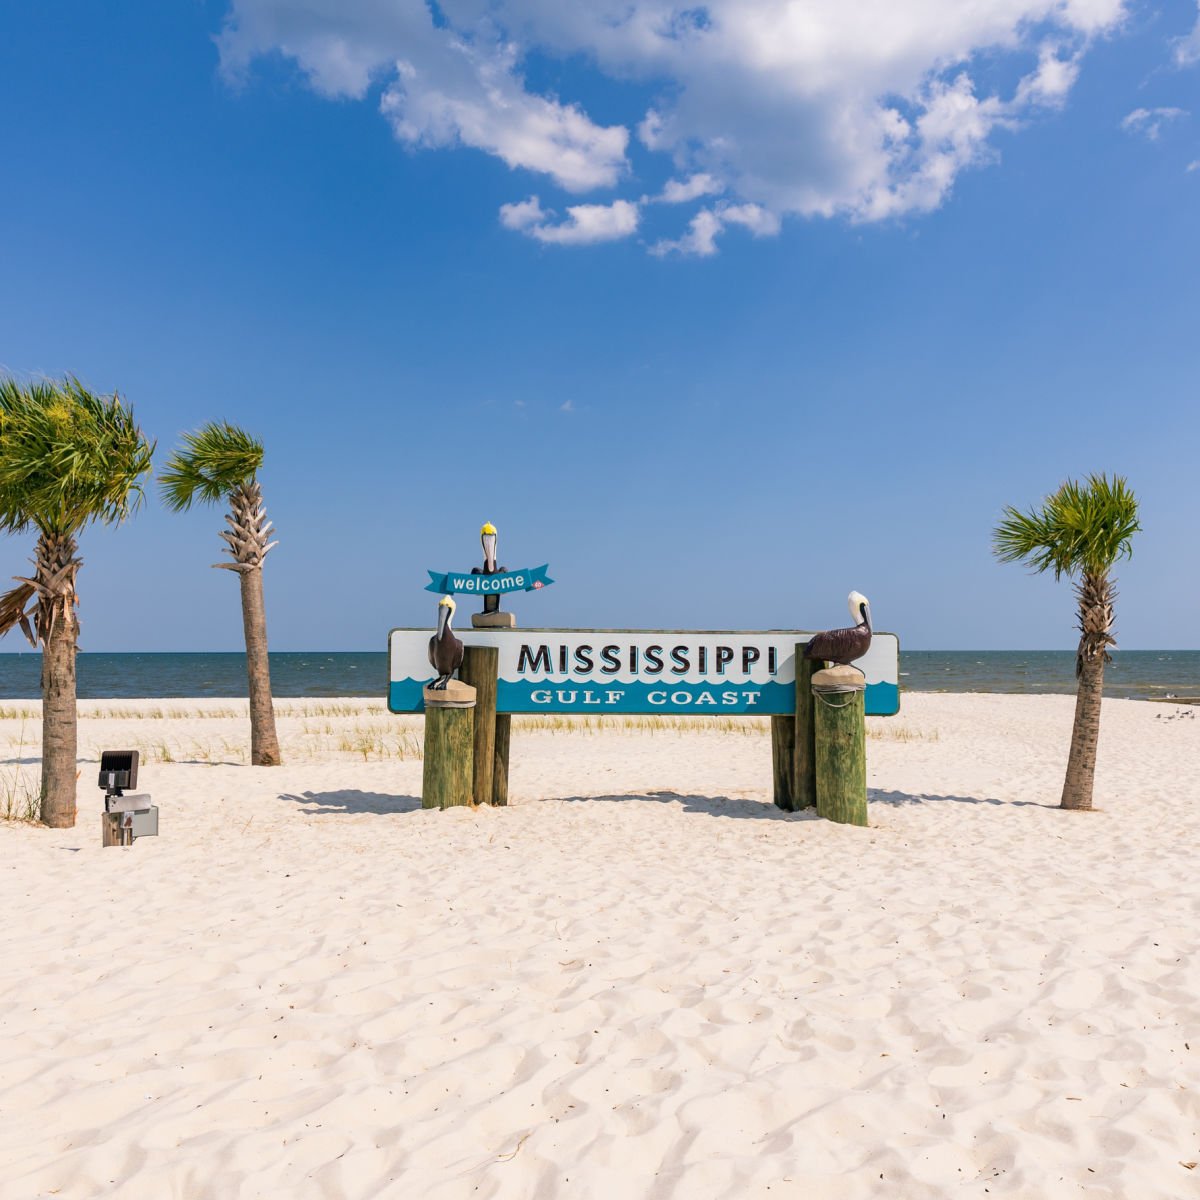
[429,629,465,678]
[804,625,872,665]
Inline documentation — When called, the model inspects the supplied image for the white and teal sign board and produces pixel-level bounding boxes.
[388,629,900,716]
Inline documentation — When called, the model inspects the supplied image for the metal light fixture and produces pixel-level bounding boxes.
[99,750,158,846]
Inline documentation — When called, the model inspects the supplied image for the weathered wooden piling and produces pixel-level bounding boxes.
[772,648,819,812]
[101,812,131,847]
[771,715,795,810]
[812,665,867,827]
[422,682,476,809]
[492,713,511,806]
[792,650,818,811]
[459,646,498,807]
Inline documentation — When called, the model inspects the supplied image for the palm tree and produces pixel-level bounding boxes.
[0,376,154,827]
[993,474,1140,811]
[160,423,281,766]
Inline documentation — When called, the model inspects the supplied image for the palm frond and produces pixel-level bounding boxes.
[993,474,1140,580]
[0,376,155,538]
[159,422,264,511]
[0,580,38,645]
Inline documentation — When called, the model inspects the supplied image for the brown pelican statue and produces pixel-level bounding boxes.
[428,595,464,689]
[804,591,872,668]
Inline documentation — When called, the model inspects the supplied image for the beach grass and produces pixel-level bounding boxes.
[0,716,40,822]
[0,702,939,775]
[1,768,39,821]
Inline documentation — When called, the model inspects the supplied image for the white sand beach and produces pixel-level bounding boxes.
[1,693,1198,1199]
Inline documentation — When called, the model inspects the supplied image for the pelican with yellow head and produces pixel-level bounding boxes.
[428,595,464,689]
[475,521,505,616]
[481,522,497,572]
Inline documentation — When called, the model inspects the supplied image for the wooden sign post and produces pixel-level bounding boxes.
[771,649,818,812]
[422,681,476,809]
[459,646,501,808]
[812,665,868,826]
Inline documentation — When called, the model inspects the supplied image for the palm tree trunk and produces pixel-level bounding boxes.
[239,564,280,766]
[37,532,80,827]
[1060,652,1105,810]
[1060,570,1116,811]
[217,481,281,767]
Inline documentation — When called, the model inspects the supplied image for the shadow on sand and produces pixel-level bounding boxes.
[558,791,823,822]
[278,789,1054,819]
[869,788,1054,809]
[279,789,422,816]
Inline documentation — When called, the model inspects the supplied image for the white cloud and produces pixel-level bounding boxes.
[501,196,640,245]
[220,0,627,192]
[1013,43,1081,107]
[498,195,547,231]
[381,45,628,192]
[651,209,724,258]
[1176,4,1200,66]
[720,203,782,237]
[220,0,1129,249]
[1187,160,1200,172]
[1120,106,1188,141]
[656,173,723,203]
[651,201,780,256]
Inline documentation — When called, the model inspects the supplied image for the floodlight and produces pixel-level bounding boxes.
[99,749,138,794]
[99,749,158,845]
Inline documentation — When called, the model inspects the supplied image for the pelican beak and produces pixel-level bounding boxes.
[861,601,872,633]
[437,600,451,637]
[482,532,497,572]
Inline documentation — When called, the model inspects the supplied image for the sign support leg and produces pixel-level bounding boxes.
[493,714,510,807]
[460,646,498,807]
[771,716,794,810]
[793,650,817,810]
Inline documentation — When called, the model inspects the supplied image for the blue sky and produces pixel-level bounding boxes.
[1,1,1198,652]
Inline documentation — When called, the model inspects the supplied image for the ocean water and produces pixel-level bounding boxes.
[899,650,1199,702]
[1,650,1197,702]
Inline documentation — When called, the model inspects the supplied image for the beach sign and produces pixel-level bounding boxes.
[424,565,553,596]
[389,628,900,716]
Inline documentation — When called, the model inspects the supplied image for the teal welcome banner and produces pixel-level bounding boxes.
[425,565,554,596]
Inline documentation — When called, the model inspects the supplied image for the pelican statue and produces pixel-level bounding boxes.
[804,591,872,667]
[428,595,464,689]
[473,521,505,614]
[481,522,497,572]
